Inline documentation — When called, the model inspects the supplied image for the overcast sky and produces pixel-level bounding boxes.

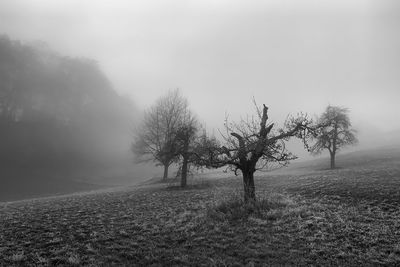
[1,0,399,140]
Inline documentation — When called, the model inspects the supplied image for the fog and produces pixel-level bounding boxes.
[1,0,399,132]
[1,0,400,199]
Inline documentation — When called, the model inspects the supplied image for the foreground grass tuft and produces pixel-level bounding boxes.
[208,192,294,223]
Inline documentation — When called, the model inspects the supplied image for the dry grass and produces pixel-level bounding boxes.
[1,150,400,266]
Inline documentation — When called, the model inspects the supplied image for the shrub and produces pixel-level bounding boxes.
[207,192,293,223]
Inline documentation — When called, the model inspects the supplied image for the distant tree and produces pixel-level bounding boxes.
[174,111,200,187]
[310,105,358,169]
[132,89,189,180]
[196,104,313,202]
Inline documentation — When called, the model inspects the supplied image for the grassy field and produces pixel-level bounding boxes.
[0,161,159,202]
[1,147,400,266]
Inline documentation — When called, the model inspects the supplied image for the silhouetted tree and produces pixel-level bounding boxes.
[132,89,189,180]
[310,105,358,169]
[174,111,200,187]
[197,104,313,202]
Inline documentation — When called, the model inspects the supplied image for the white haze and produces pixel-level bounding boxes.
[1,0,399,161]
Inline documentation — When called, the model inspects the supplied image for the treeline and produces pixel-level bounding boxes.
[0,35,134,172]
[133,90,358,202]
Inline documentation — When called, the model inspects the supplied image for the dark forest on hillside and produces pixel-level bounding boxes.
[0,35,135,185]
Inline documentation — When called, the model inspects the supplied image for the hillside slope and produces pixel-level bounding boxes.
[1,146,400,265]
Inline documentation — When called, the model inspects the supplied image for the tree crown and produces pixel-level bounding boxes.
[310,105,358,155]
[132,89,189,165]
[195,104,314,174]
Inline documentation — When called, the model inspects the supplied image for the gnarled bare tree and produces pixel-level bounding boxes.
[310,105,358,169]
[132,89,188,179]
[197,104,313,202]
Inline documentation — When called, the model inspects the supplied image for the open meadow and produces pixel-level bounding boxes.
[1,2,399,266]
[1,147,400,266]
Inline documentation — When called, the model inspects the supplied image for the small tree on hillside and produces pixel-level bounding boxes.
[197,104,314,203]
[310,105,358,169]
[132,89,188,179]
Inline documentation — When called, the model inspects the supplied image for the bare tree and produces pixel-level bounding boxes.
[197,104,313,202]
[132,89,188,180]
[174,109,199,187]
[310,105,358,169]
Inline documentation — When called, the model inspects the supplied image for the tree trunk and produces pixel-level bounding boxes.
[181,156,188,187]
[163,164,169,180]
[331,124,337,169]
[180,134,190,188]
[242,170,256,203]
[330,152,336,169]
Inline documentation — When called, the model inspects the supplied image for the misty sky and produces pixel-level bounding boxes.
[1,0,399,138]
